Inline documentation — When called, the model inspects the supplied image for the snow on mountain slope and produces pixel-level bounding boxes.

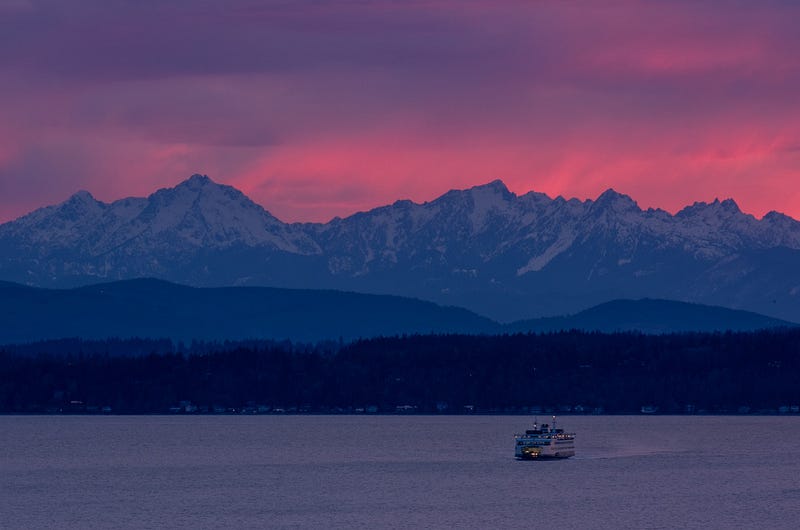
[111,175,318,254]
[2,174,799,322]
[1,175,318,256]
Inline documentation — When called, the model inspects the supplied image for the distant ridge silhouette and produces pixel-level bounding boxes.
[509,298,797,334]
[0,280,793,344]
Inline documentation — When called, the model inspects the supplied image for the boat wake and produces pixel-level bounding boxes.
[575,444,688,460]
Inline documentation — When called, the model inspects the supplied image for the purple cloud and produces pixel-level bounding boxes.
[1,1,799,223]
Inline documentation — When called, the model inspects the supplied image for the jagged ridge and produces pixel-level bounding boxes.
[1,175,799,322]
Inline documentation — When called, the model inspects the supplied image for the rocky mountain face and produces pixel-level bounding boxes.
[2,174,799,322]
[0,175,318,286]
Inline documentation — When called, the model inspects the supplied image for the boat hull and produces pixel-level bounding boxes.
[517,453,574,460]
[515,445,575,460]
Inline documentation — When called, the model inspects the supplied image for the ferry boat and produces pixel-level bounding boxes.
[514,417,575,460]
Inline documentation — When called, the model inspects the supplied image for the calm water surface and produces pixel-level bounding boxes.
[2,415,799,529]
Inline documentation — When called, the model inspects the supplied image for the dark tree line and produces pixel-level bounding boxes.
[1,329,799,414]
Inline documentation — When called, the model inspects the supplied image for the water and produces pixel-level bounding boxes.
[2,415,799,529]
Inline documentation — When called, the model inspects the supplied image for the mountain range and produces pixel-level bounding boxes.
[1,174,799,323]
[0,279,792,345]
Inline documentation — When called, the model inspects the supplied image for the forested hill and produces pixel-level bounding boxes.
[0,280,793,345]
[3,329,799,415]
[0,279,499,343]
[510,299,796,334]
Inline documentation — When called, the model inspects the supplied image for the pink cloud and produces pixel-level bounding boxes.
[1,1,799,224]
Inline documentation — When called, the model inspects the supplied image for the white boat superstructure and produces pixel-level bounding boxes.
[514,417,575,460]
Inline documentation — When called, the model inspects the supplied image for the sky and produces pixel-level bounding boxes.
[1,0,799,224]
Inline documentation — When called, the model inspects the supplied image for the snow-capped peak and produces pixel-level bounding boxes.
[677,197,742,218]
[591,188,640,212]
[0,174,321,256]
[184,173,212,185]
[716,198,741,213]
[56,190,103,213]
[471,179,512,195]
[67,190,99,203]
[123,174,319,252]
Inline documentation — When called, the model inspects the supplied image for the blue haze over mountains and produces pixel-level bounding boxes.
[1,174,799,326]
